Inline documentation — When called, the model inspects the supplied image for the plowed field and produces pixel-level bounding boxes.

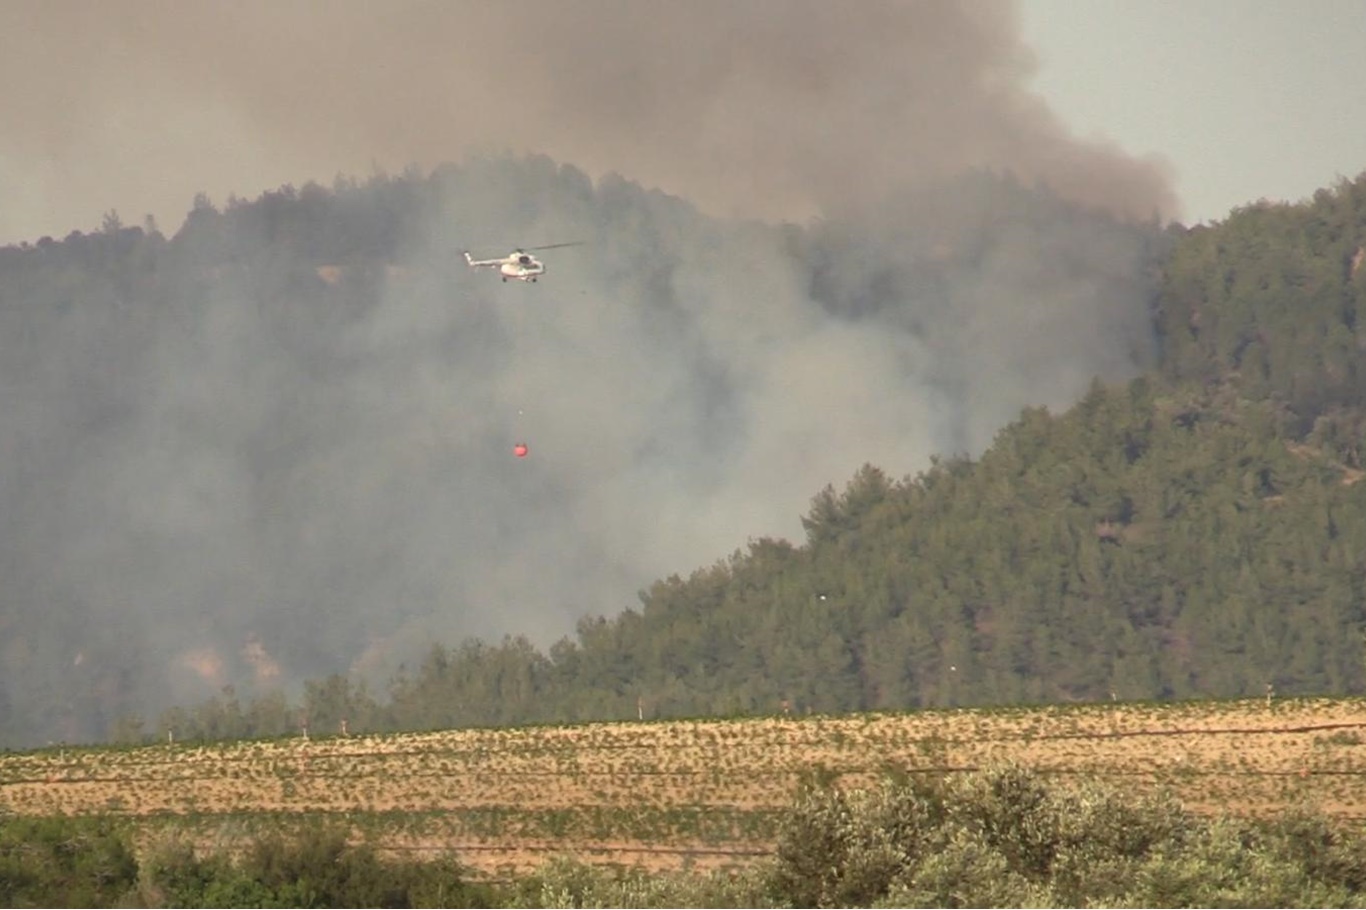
[3,697,1364,879]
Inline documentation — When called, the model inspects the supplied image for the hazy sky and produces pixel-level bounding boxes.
[1019,0,1366,224]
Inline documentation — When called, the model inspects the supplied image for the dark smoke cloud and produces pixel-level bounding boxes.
[0,1,1178,743]
[0,0,1178,242]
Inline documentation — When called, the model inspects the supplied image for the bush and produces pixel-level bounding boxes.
[769,775,947,907]
[509,857,776,908]
[0,815,139,907]
[766,764,1366,908]
[136,824,490,908]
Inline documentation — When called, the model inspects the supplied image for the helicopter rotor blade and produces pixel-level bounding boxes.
[524,241,585,252]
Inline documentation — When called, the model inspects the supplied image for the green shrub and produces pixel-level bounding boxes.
[510,857,776,909]
[766,764,1366,908]
[0,815,139,907]
[769,775,947,907]
[136,824,489,908]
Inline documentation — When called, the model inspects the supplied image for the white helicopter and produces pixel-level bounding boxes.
[462,242,583,282]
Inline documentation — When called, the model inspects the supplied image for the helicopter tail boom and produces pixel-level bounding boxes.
[463,251,505,268]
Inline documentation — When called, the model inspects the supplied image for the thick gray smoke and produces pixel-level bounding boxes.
[0,0,1177,242]
[0,1,1178,744]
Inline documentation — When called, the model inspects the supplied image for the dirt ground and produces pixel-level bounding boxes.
[4,696,1364,878]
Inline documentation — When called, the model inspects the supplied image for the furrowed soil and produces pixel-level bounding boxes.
[3,697,1365,879]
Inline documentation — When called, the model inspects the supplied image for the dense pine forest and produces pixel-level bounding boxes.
[2,161,1365,747]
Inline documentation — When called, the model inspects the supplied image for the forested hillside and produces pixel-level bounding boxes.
[2,163,1365,746]
[153,174,1366,743]
[0,157,1171,747]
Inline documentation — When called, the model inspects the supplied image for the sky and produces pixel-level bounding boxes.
[1018,0,1366,224]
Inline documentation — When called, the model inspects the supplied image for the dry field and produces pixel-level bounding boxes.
[3,696,1366,879]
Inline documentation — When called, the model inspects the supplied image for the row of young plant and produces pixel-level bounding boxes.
[5,697,1364,829]
[2,694,1343,774]
[15,694,1363,772]
[7,764,1366,907]
[8,694,1355,787]
[78,693,1366,759]
[137,803,786,853]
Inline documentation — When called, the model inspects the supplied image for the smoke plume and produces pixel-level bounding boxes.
[0,0,1176,242]
[0,1,1178,743]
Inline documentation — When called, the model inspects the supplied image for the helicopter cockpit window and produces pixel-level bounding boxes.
[518,255,532,266]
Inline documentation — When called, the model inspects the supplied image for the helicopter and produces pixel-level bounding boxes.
[462,242,582,282]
